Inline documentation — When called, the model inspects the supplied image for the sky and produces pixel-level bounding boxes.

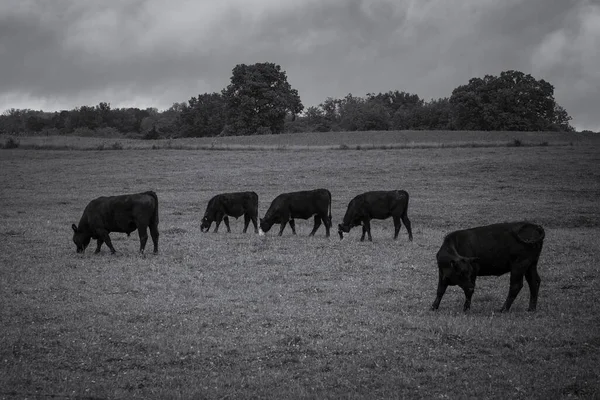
[1,0,599,131]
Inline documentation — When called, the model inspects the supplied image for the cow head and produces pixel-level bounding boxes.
[337,223,351,239]
[437,255,479,288]
[259,218,273,233]
[72,224,91,253]
[200,216,212,232]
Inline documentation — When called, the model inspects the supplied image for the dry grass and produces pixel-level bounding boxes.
[1,132,599,399]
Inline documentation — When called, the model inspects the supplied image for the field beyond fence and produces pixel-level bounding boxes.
[1,129,595,151]
[1,131,599,399]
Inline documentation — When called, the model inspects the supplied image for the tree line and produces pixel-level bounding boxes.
[0,64,578,138]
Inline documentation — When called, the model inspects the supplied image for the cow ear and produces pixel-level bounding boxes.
[72,224,78,233]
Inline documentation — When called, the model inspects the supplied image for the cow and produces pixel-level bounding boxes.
[71,191,159,254]
[431,221,545,312]
[259,189,332,237]
[200,191,259,233]
[338,190,413,242]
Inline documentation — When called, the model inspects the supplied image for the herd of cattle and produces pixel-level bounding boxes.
[71,189,545,312]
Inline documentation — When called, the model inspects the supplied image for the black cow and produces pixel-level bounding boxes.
[259,189,332,237]
[200,191,259,233]
[338,190,413,242]
[71,191,159,254]
[431,221,545,312]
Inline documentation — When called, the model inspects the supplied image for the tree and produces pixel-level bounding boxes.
[178,93,226,137]
[449,70,573,131]
[222,62,303,135]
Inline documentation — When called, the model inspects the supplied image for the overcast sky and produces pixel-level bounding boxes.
[1,0,598,131]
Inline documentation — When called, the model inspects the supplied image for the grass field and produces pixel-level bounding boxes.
[1,131,599,399]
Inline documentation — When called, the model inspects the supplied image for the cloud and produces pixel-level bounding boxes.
[0,0,598,130]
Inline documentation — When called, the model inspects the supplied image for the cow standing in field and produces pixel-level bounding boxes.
[431,221,545,312]
[200,191,259,233]
[338,190,413,242]
[71,191,159,254]
[259,189,332,237]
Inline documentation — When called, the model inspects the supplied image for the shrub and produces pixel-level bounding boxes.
[255,126,272,135]
[2,137,20,149]
[511,138,523,147]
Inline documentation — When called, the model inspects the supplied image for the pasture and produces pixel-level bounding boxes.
[1,131,599,399]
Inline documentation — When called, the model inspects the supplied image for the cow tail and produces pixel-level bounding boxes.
[328,190,332,226]
[146,191,159,226]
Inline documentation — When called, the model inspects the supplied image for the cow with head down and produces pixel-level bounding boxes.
[338,190,413,242]
[431,221,545,312]
[259,189,332,237]
[200,191,259,234]
[72,191,159,254]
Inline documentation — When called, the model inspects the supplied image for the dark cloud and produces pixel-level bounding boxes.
[0,0,598,130]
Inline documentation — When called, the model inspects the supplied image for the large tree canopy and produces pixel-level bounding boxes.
[449,70,574,132]
[221,62,303,135]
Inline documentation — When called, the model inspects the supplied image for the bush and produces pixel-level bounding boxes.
[255,126,272,135]
[1,137,20,149]
[143,126,161,140]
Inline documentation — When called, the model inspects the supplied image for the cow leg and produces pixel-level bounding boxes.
[150,223,159,254]
[401,213,413,241]
[243,215,250,233]
[223,216,231,233]
[138,226,149,254]
[95,238,104,254]
[500,271,525,312]
[309,216,321,236]
[524,264,541,312]
[431,272,448,310]
[323,214,331,237]
[461,275,477,311]
[360,225,367,241]
[98,230,116,254]
[364,219,373,241]
[214,215,223,233]
[393,216,401,239]
[278,220,288,236]
[289,219,296,235]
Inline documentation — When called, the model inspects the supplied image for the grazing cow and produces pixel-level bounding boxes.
[259,189,332,237]
[200,191,259,233]
[71,191,159,254]
[431,221,545,312]
[338,190,413,242]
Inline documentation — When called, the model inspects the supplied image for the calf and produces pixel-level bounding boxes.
[338,190,413,241]
[200,191,259,233]
[72,191,159,254]
[431,221,545,312]
[259,189,332,237]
